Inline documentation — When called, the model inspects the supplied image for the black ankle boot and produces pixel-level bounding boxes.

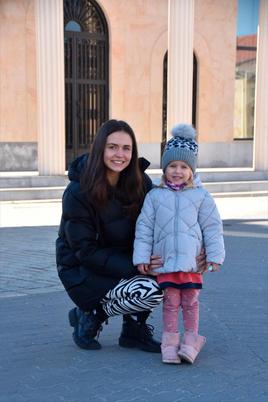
[118,314,161,353]
[68,307,103,350]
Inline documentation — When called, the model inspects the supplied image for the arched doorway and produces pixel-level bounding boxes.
[161,52,197,155]
[64,0,109,167]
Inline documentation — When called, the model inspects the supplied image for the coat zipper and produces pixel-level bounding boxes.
[174,191,179,270]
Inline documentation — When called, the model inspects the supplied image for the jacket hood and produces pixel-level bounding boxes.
[68,153,88,182]
[67,153,151,182]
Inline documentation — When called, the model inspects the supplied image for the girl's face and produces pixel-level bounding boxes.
[165,160,192,185]
[104,131,133,184]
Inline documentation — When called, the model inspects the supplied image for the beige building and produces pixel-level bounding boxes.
[0,0,267,174]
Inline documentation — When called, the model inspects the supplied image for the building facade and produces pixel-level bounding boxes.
[0,0,267,173]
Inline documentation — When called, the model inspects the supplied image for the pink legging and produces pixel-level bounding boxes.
[163,287,200,333]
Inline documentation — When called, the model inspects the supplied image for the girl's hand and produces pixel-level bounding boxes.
[206,262,220,272]
[137,263,150,275]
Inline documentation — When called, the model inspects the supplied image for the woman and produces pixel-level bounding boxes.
[56,119,165,352]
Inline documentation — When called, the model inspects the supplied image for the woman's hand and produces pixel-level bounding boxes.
[137,263,150,275]
[146,255,163,276]
[137,255,163,276]
[196,248,207,273]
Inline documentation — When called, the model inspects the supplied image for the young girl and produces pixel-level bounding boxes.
[133,124,225,364]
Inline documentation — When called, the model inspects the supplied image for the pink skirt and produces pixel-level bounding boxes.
[157,271,203,289]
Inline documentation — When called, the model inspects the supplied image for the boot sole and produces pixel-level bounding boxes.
[119,337,161,353]
[68,308,101,350]
[178,352,194,364]
[162,359,181,364]
[118,337,136,348]
[72,334,102,350]
[178,337,206,364]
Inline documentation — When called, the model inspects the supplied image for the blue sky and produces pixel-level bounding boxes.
[237,0,260,36]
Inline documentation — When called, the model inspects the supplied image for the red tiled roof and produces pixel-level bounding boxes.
[236,34,257,65]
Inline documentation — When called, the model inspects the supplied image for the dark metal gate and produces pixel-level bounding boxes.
[64,0,109,168]
[162,52,197,157]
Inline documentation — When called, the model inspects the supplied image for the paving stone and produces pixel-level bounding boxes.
[0,219,268,401]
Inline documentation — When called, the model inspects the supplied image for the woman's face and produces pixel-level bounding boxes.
[165,160,192,185]
[103,131,133,182]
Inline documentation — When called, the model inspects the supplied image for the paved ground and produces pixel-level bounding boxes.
[0,195,267,227]
[0,214,268,401]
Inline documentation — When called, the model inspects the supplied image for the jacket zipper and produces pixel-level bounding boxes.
[174,191,179,270]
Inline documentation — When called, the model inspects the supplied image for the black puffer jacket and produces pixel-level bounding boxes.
[56,154,152,307]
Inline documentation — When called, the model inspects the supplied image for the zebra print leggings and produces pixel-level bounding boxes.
[101,275,164,317]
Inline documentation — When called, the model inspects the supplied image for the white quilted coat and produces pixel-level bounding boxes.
[133,184,225,273]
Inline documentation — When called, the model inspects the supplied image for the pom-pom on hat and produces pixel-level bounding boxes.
[161,124,198,172]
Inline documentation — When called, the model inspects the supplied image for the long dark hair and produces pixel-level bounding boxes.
[81,119,145,218]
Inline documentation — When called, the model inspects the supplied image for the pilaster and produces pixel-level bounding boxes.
[167,0,194,135]
[35,0,65,175]
[253,0,268,171]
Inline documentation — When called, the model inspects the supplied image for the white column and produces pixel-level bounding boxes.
[253,0,268,171]
[167,0,194,135]
[35,0,65,175]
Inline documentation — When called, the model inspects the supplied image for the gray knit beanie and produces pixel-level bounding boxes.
[161,124,198,172]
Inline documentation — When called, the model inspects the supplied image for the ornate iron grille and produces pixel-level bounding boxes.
[161,52,168,157]
[64,0,109,167]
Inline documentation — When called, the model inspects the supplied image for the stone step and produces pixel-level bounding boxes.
[203,181,268,193]
[1,168,267,187]
[0,181,268,201]
[0,175,69,188]
[0,169,267,201]
[153,179,268,192]
[0,187,66,201]
[147,168,268,182]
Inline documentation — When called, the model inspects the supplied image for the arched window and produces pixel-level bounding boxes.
[64,0,109,167]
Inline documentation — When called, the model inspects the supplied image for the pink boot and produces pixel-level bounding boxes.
[178,331,206,364]
[161,332,181,364]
